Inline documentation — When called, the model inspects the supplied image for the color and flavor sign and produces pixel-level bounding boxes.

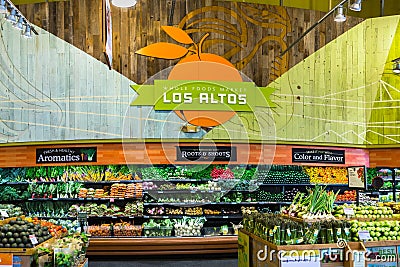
[36,147,97,163]
[176,146,237,161]
[292,148,345,164]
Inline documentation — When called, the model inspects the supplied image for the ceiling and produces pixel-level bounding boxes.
[13,0,400,18]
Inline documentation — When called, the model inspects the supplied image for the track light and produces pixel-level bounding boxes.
[393,58,400,74]
[6,8,16,23]
[13,16,24,30]
[334,5,346,22]
[22,24,32,38]
[349,0,362,12]
[0,0,7,14]
[111,0,137,7]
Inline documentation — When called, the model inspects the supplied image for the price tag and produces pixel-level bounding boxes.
[0,209,9,218]
[223,216,229,219]
[344,208,355,216]
[110,198,114,203]
[29,235,38,245]
[78,212,88,220]
[358,230,371,241]
[157,191,163,194]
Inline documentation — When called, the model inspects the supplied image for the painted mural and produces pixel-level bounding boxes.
[0,5,399,145]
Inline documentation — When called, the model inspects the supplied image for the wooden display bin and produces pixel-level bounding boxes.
[239,230,400,267]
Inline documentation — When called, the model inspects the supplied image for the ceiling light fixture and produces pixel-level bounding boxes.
[22,24,32,38]
[111,0,137,8]
[13,16,24,30]
[334,5,347,22]
[6,7,16,23]
[349,0,362,12]
[281,0,353,56]
[0,0,7,14]
[3,0,38,38]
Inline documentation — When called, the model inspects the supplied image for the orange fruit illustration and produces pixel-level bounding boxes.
[136,26,243,128]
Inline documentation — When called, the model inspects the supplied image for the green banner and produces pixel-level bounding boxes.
[130,80,275,111]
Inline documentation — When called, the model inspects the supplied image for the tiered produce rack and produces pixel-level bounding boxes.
[0,164,362,258]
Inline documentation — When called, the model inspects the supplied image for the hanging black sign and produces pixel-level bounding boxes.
[292,148,345,164]
[177,146,237,162]
[36,147,97,163]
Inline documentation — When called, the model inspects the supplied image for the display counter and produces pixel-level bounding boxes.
[87,236,238,256]
[239,229,400,267]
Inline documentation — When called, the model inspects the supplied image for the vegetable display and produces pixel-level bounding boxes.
[0,216,62,248]
[243,213,351,245]
[304,166,348,184]
[333,203,393,220]
[281,185,339,220]
[256,165,310,184]
[173,217,206,236]
[143,219,174,237]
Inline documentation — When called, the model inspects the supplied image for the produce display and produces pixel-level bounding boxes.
[173,217,206,236]
[185,207,203,216]
[350,220,400,241]
[68,201,144,217]
[210,167,235,179]
[166,208,184,215]
[333,203,393,220]
[113,222,142,236]
[335,190,357,202]
[88,224,111,237]
[0,204,23,217]
[256,165,310,184]
[243,213,351,245]
[304,166,348,184]
[281,185,339,220]
[77,183,143,199]
[143,219,174,237]
[38,233,88,267]
[27,182,83,199]
[0,216,62,248]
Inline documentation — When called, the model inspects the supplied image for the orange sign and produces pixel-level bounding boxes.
[0,254,13,267]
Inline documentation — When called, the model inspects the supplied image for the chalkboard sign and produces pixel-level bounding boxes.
[292,148,345,164]
[177,146,237,161]
[36,147,97,163]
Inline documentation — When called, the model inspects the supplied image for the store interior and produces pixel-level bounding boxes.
[0,0,399,266]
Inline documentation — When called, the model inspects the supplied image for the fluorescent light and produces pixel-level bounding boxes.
[111,0,137,8]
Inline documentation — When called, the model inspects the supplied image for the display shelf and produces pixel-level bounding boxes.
[142,214,242,219]
[259,183,348,186]
[1,180,143,185]
[86,236,238,256]
[27,197,141,201]
[144,201,291,206]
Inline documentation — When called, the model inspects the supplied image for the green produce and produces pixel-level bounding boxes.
[0,217,52,248]
[0,204,23,217]
[256,165,310,184]
[282,185,339,220]
[350,220,400,241]
[333,203,393,220]
[173,217,206,236]
[143,219,174,236]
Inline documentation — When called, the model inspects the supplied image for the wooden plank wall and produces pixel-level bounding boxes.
[0,143,369,167]
[18,0,363,87]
